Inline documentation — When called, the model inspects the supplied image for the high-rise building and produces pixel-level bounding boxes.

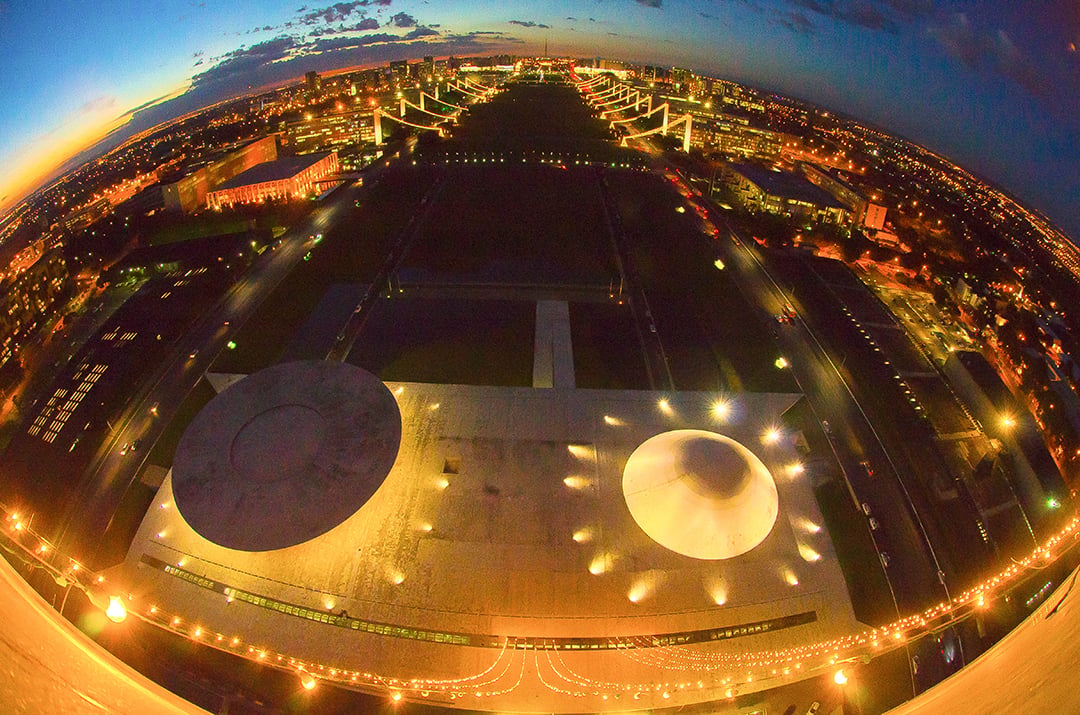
[305,70,321,99]
[389,60,410,84]
[0,248,71,383]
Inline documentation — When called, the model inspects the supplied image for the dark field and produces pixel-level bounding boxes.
[404,164,617,284]
[607,171,798,393]
[448,82,612,149]
[347,297,535,386]
[570,301,651,389]
[211,168,437,373]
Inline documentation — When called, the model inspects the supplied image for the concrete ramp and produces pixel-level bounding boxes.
[533,300,575,389]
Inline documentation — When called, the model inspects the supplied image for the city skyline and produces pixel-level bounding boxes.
[3,51,1080,712]
[1,1,1078,238]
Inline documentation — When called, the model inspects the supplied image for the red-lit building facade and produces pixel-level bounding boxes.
[206,152,340,209]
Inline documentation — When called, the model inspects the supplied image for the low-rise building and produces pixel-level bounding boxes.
[162,136,279,213]
[801,163,886,229]
[720,162,851,225]
[206,151,340,209]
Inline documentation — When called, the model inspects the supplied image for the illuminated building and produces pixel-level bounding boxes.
[162,136,279,213]
[124,361,855,711]
[801,163,885,228]
[305,70,321,99]
[284,110,376,153]
[670,66,703,94]
[61,197,110,231]
[3,238,47,280]
[389,59,410,84]
[720,162,851,225]
[206,151,339,208]
[0,248,71,386]
[690,113,790,161]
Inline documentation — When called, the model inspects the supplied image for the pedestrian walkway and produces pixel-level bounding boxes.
[532,300,575,389]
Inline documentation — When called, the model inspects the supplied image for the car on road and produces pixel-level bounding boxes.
[861,502,872,515]
[188,348,199,360]
[880,552,891,567]
[860,459,874,477]
[868,517,880,530]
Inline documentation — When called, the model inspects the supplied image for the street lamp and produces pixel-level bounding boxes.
[105,595,128,623]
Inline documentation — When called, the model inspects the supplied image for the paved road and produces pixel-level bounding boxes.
[327,173,446,362]
[57,179,368,564]
[596,169,675,391]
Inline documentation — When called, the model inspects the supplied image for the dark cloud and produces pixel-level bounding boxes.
[880,0,933,18]
[766,0,937,34]
[300,1,365,25]
[308,24,438,50]
[297,1,389,27]
[404,26,439,39]
[389,12,417,27]
[508,20,551,29]
[929,13,1050,97]
[710,0,765,12]
[774,10,815,34]
[310,32,398,51]
[33,23,526,188]
[787,0,892,32]
[309,17,380,35]
[700,11,717,20]
[632,0,662,7]
[193,35,297,88]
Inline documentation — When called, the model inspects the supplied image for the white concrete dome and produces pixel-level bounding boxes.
[622,429,779,560]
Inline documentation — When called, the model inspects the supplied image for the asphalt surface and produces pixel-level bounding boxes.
[56,178,368,566]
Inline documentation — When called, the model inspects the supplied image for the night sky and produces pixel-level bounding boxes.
[1,1,1077,238]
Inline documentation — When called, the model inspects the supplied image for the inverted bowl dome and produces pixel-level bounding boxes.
[622,429,778,560]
